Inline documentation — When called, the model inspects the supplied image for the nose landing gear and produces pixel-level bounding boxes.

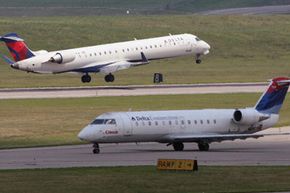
[93,143,100,154]
[195,54,202,64]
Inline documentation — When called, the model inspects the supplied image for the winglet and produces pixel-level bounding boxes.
[141,52,148,63]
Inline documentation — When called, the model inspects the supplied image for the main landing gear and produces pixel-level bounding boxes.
[198,141,209,151]
[93,143,100,154]
[170,142,210,151]
[81,73,115,83]
[104,73,115,82]
[81,74,91,83]
[173,142,184,151]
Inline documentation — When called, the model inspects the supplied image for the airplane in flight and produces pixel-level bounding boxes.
[78,77,290,153]
[0,33,210,83]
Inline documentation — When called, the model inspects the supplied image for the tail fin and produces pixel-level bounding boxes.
[0,33,34,62]
[255,77,290,114]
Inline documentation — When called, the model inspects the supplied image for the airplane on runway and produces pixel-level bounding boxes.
[0,33,210,83]
[78,77,290,154]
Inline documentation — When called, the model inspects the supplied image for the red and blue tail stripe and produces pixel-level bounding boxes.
[0,33,34,62]
[255,77,290,114]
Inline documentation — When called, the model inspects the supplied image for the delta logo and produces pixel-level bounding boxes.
[131,116,151,121]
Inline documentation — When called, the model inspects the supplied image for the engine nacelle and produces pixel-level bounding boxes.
[233,108,270,125]
[49,52,75,64]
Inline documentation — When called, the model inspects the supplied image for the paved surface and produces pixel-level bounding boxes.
[201,5,290,15]
[0,127,289,170]
[0,82,267,99]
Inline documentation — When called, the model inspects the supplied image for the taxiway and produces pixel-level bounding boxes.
[0,82,267,99]
[0,127,289,170]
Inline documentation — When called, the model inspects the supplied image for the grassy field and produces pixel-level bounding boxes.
[1,166,290,193]
[0,15,290,88]
[0,93,290,149]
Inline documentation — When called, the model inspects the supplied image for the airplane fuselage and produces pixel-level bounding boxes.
[13,34,210,74]
[78,109,278,144]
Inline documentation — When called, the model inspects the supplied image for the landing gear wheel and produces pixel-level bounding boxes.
[92,143,100,154]
[93,148,100,154]
[196,59,202,64]
[173,142,184,151]
[104,73,115,82]
[81,74,91,83]
[198,142,209,151]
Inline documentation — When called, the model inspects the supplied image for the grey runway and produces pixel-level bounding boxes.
[0,127,289,170]
[0,82,267,99]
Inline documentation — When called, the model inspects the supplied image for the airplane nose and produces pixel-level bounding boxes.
[202,41,211,50]
[78,127,89,141]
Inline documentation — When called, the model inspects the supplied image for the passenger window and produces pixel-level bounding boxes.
[155,121,158,126]
[181,120,185,125]
[207,120,210,124]
[169,121,172,125]
[194,120,197,124]
[214,120,217,124]
[187,120,191,124]
[148,121,151,126]
[200,120,203,124]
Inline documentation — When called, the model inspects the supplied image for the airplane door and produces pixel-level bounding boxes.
[119,113,133,136]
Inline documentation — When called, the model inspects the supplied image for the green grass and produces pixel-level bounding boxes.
[0,15,290,88]
[1,166,290,193]
[0,93,290,149]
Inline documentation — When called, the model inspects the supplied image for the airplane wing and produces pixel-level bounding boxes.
[164,132,290,143]
[75,52,149,74]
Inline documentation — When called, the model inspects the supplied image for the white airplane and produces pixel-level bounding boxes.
[78,77,290,154]
[0,33,210,83]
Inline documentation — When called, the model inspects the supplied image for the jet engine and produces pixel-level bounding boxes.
[49,52,75,64]
[233,108,270,125]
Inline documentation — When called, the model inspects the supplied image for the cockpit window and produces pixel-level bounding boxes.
[195,37,201,41]
[91,119,116,125]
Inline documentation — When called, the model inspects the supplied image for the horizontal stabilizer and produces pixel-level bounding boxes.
[0,53,14,65]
